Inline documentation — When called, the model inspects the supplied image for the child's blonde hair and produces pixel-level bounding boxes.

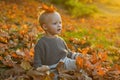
[38,3,56,27]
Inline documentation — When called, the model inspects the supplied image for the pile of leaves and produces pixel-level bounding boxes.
[1,38,120,80]
[0,25,120,79]
[0,0,120,80]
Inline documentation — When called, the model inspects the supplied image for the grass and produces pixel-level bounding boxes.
[62,23,119,50]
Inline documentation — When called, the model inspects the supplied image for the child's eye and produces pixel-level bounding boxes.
[53,22,57,25]
[59,21,62,24]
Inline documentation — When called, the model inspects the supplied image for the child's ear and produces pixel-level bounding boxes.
[42,24,47,30]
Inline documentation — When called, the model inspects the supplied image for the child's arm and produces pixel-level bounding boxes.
[63,40,82,59]
[34,41,51,72]
[34,41,44,68]
[67,49,83,59]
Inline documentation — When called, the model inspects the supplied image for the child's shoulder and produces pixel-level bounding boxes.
[57,36,66,43]
[57,36,64,40]
[36,36,46,43]
[37,35,64,42]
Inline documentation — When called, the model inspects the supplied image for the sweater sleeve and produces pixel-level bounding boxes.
[34,40,44,68]
[63,40,79,59]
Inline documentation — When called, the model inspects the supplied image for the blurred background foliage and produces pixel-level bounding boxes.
[40,0,120,17]
[49,0,98,17]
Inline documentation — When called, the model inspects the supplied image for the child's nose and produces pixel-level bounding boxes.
[58,23,62,27]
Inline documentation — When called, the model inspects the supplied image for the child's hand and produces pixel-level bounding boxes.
[36,65,50,72]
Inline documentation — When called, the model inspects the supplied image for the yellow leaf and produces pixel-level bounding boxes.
[44,75,52,80]
[20,61,32,70]
[0,36,8,43]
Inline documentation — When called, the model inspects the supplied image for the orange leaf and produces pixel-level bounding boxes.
[76,56,84,69]
[11,53,18,58]
[2,59,14,67]
[19,25,28,35]
[97,69,105,76]
[81,39,86,44]
[91,52,98,64]
[41,3,55,12]
[81,47,89,55]
[0,56,3,60]
[2,25,10,30]
[96,67,106,76]
[113,64,120,71]
[29,48,34,57]
[0,36,8,43]
[80,18,85,23]
[98,52,107,61]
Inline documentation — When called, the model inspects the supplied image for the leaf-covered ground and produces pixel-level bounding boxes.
[0,0,120,80]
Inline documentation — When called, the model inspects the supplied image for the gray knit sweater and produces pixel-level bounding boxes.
[34,36,77,68]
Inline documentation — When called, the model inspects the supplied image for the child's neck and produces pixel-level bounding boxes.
[44,33,58,38]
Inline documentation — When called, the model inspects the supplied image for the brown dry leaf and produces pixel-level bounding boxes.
[84,60,94,70]
[78,73,92,80]
[104,68,120,80]
[23,49,34,62]
[0,43,8,48]
[1,55,15,67]
[27,69,48,80]
[3,64,25,78]
[4,75,15,80]
[15,75,30,80]
[58,71,77,80]
[59,74,77,80]
[56,62,65,73]
[113,64,120,71]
